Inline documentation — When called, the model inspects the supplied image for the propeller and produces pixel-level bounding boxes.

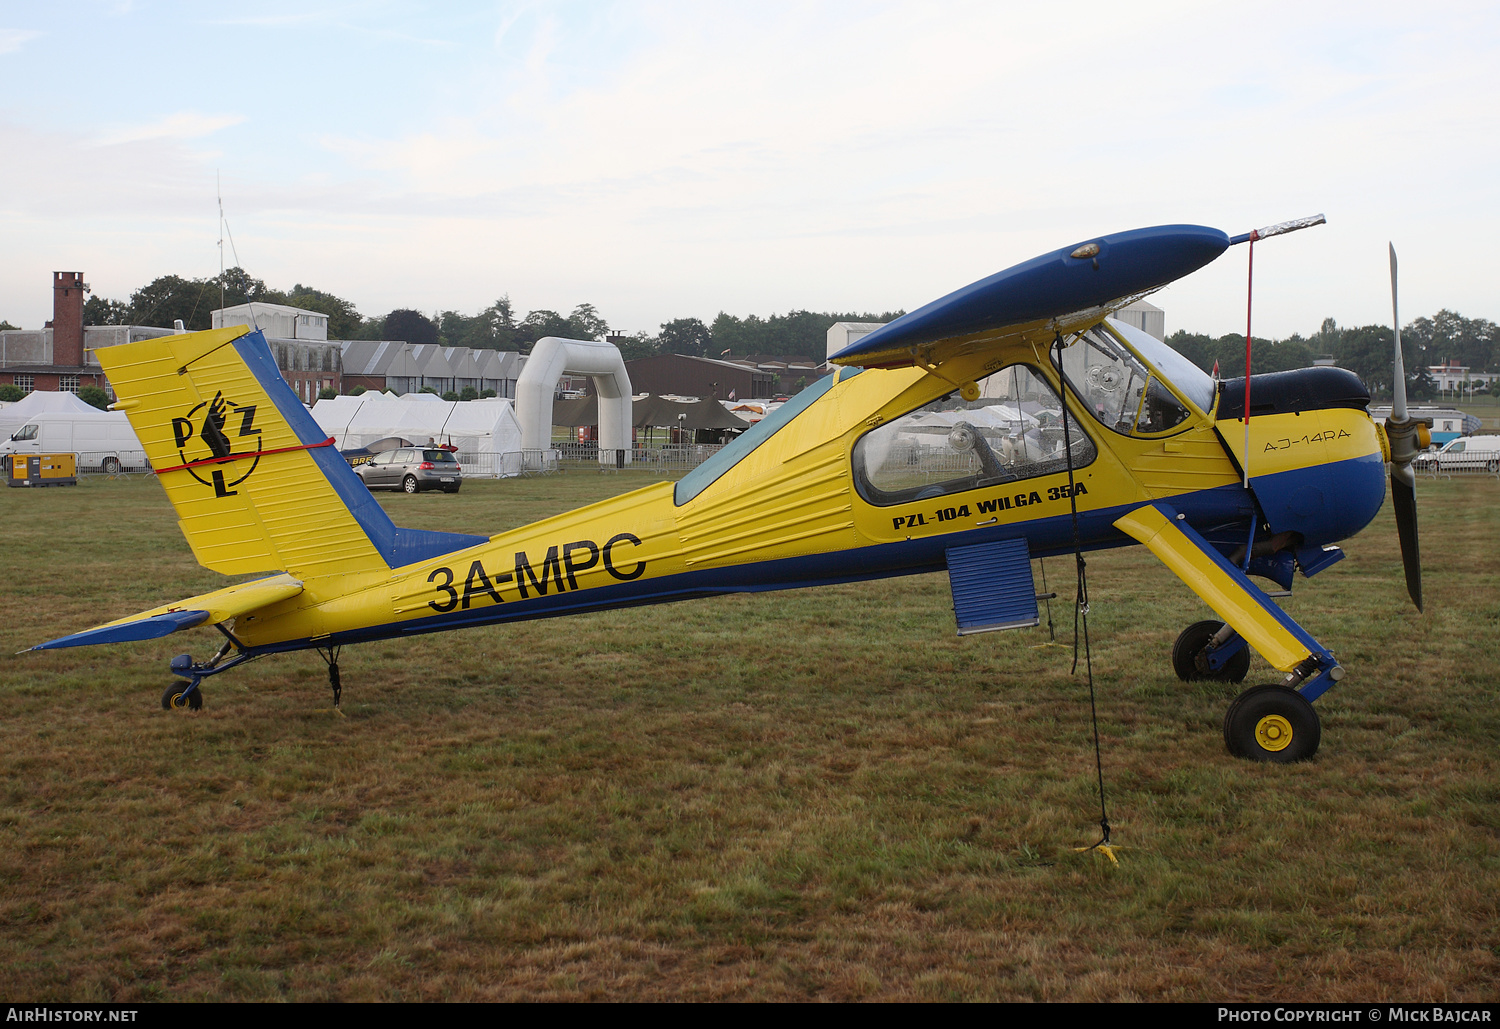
[1383,244,1431,611]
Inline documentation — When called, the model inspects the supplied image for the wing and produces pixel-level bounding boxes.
[830,224,1229,370]
[27,574,304,651]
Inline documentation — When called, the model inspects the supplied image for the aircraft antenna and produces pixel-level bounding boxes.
[217,183,258,332]
[217,171,225,319]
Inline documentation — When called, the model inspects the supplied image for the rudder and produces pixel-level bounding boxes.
[97,326,483,579]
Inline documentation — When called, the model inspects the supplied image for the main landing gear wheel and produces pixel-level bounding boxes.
[1172,620,1250,683]
[161,683,203,711]
[403,475,419,494]
[1223,684,1319,762]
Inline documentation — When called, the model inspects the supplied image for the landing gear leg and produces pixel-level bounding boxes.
[162,680,203,710]
[317,645,343,710]
[163,653,205,710]
[158,635,249,711]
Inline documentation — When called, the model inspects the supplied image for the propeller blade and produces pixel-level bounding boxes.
[1389,465,1423,612]
[1390,244,1406,421]
[1384,242,1426,612]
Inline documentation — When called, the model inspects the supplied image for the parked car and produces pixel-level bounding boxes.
[356,448,462,493]
[1412,435,1500,473]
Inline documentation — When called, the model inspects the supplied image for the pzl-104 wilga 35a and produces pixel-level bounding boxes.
[30,221,1429,763]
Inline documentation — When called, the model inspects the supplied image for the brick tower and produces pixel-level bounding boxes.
[52,271,85,368]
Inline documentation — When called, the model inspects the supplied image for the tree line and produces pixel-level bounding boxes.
[57,268,1500,397]
[74,268,903,361]
[1168,309,1498,401]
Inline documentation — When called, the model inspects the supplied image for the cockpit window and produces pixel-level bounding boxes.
[853,364,1096,506]
[674,373,836,505]
[1053,326,1193,437]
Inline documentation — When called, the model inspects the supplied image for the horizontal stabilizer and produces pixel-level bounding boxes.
[30,610,209,651]
[28,574,304,652]
[831,224,1229,369]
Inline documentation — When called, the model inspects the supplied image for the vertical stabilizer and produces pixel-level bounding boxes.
[96,327,484,578]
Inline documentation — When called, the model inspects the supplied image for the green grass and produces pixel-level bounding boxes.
[1,471,1497,1001]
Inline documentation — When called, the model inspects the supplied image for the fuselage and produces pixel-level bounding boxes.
[232,322,1388,657]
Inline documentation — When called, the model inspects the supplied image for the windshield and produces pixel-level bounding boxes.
[11,424,37,442]
[1053,326,1194,437]
[1107,317,1215,415]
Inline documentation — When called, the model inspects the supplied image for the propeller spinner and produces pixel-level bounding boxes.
[1383,244,1432,611]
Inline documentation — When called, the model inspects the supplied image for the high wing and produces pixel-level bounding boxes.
[830,224,1229,370]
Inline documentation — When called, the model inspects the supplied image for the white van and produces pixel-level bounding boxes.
[0,413,148,474]
[1414,435,1500,474]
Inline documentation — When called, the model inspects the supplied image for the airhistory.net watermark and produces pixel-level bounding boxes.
[5,1011,138,1023]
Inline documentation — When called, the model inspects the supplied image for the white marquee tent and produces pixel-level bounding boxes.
[312,393,525,477]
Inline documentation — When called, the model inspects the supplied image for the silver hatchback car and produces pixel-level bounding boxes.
[356,448,462,493]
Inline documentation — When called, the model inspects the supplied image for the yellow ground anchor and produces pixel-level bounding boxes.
[1074,841,1124,865]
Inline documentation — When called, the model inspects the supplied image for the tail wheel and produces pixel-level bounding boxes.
[102,457,121,475]
[402,475,419,494]
[161,683,203,711]
[1224,684,1319,762]
[1172,620,1250,683]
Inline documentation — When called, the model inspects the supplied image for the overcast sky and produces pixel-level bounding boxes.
[2,1,1495,341]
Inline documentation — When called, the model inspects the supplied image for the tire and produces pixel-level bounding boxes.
[1487,459,1498,474]
[1223,684,1319,762]
[161,683,203,711]
[102,457,121,475]
[402,475,419,494]
[1172,620,1251,683]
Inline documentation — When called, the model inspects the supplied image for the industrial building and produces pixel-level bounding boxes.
[339,342,523,398]
[624,354,778,400]
[0,275,529,404]
[0,273,176,395]
[1111,299,1166,341]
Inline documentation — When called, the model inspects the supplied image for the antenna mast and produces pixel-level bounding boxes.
[217,171,226,319]
[215,175,256,330]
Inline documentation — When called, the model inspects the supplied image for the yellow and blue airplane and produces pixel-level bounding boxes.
[29,221,1429,763]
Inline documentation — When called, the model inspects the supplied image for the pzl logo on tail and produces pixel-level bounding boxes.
[169,392,262,497]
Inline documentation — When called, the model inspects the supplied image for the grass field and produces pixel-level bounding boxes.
[1,472,1497,1001]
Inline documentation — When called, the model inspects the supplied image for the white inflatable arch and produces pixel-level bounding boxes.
[515,336,633,465]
